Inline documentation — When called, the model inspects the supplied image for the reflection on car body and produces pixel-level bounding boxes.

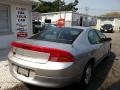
[8,26,112,88]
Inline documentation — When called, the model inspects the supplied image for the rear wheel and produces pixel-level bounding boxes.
[84,65,92,85]
[80,62,93,87]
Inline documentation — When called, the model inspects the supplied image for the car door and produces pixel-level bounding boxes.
[88,30,105,62]
[96,30,110,55]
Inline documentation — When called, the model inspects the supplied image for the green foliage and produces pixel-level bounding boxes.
[102,12,120,17]
[33,0,78,13]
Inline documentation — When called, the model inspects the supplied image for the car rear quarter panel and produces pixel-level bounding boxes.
[71,29,95,79]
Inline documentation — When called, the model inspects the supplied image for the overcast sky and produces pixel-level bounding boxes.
[43,0,120,16]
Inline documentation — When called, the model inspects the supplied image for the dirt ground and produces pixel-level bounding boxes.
[99,33,120,90]
[87,32,120,90]
[25,32,120,90]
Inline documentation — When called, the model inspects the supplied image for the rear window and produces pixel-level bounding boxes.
[30,27,83,44]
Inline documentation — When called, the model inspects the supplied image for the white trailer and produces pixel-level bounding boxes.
[41,11,97,27]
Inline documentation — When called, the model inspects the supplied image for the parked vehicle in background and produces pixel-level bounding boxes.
[100,24,114,33]
[8,27,112,88]
[41,23,57,31]
[32,20,44,34]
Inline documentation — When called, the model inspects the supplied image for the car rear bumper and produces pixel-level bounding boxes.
[8,54,82,87]
[9,62,75,87]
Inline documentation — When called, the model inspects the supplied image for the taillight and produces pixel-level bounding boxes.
[11,41,75,62]
[49,49,75,62]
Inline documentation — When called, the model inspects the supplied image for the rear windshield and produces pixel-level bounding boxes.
[30,27,83,44]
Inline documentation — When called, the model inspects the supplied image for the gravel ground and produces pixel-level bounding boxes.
[0,32,120,90]
[98,33,120,90]
[0,61,28,90]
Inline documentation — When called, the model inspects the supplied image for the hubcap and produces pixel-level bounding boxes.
[84,65,92,85]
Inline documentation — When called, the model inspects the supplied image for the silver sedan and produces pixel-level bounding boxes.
[8,26,112,88]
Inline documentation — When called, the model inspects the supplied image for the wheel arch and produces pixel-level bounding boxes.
[88,58,95,67]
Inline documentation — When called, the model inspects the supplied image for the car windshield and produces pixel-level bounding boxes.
[30,27,83,44]
[102,24,113,28]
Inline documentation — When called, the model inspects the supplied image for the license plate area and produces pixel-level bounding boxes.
[17,67,30,77]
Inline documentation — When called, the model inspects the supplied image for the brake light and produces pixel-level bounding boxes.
[11,41,75,62]
[49,49,75,62]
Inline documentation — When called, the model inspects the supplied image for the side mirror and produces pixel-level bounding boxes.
[100,37,112,42]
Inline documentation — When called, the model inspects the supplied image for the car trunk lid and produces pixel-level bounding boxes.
[11,39,75,64]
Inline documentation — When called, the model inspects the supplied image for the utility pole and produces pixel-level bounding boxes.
[59,0,63,18]
[59,0,61,18]
[63,0,66,26]
[85,7,89,16]
[85,7,89,26]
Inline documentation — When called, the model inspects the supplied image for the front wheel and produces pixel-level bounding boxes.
[106,45,111,58]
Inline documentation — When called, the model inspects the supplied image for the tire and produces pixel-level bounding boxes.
[80,61,93,88]
[106,45,111,58]
[110,30,113,33]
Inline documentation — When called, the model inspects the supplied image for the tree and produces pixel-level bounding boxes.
[33,0,79,13]
[102,12,120,17]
